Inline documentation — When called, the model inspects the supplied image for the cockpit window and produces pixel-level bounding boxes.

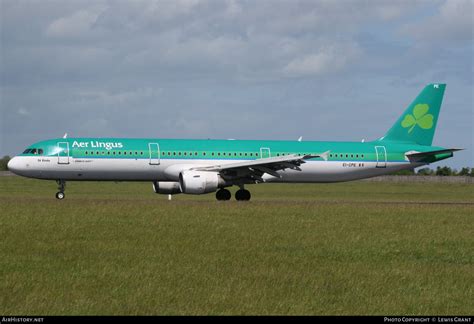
[22,148,43,155]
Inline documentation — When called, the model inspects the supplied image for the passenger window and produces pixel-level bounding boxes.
[118,151,122,155]
[113,152,116,155]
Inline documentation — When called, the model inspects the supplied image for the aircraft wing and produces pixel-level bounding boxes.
[192,151,330,182]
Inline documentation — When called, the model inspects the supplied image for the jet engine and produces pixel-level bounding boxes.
[179,171,223,194]
[152,181,182,194]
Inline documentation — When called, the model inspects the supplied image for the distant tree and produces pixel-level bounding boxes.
[417,167,433,176]
[458,167,470,176]
[435,166,453,176]
[0,156,11,171]
[470,168,474,177]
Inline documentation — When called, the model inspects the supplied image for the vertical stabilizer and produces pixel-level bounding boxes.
[381,84,445,146]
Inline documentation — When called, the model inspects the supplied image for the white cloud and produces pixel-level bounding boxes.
[77,87,162,106]
[400,0,473,42]
[282,43,362,77]
[17,107,30,116]
[45,6,106,38]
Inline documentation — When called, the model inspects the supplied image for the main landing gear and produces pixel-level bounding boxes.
[216,188,232,201]
[235,188,251,201]
[216,187,251,201]
[56,180,66,200]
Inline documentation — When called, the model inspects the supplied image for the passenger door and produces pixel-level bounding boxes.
[57,142,70,164]
[149,143,160,165]
[260,147,271,159]
[375,146,387,168]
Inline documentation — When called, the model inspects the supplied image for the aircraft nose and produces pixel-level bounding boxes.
[7,157,22,175]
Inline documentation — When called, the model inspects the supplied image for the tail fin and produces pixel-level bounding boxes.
[381,84,446,146]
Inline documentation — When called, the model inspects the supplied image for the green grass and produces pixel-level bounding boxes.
[0,177,473,315]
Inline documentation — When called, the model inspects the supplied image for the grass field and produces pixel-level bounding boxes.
[1,176,473,315]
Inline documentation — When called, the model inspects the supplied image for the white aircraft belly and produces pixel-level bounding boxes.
[265,161,414,183]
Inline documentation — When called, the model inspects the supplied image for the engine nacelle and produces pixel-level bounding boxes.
[153,181,182,194]
[179,171,222,194]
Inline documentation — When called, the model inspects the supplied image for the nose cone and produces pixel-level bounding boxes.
[7,157,22,175]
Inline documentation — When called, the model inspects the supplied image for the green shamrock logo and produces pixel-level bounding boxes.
[401,104,434,133]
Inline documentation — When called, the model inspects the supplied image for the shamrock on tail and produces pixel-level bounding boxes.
[401,104,434,133]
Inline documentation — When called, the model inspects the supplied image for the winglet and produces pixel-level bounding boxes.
[303,150,330,161]
[320,150,330,161]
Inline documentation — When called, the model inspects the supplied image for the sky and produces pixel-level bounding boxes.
[1,0,473,169]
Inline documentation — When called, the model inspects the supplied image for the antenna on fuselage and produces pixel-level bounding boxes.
[298,136,303,142]
[63,133,68,139]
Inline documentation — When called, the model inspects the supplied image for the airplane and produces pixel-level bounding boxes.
[7,83,461,201]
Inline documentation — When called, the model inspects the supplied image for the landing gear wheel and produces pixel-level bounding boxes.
[235,189,251,201]
[55,180,66,199]
[216,189,232,201]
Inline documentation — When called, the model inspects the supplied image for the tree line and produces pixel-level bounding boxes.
[392,166,474,176]
[0,155,472,176]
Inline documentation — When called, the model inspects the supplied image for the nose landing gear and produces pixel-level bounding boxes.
[56,180,66,200]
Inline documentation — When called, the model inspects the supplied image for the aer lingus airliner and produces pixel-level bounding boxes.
[8,84,461,200]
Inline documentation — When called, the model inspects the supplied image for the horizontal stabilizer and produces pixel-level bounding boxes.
[405,148,463,162]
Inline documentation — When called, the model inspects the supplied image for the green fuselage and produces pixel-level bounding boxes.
[10,137,451,183]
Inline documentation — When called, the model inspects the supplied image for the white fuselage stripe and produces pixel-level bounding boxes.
[11,156,420,183]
